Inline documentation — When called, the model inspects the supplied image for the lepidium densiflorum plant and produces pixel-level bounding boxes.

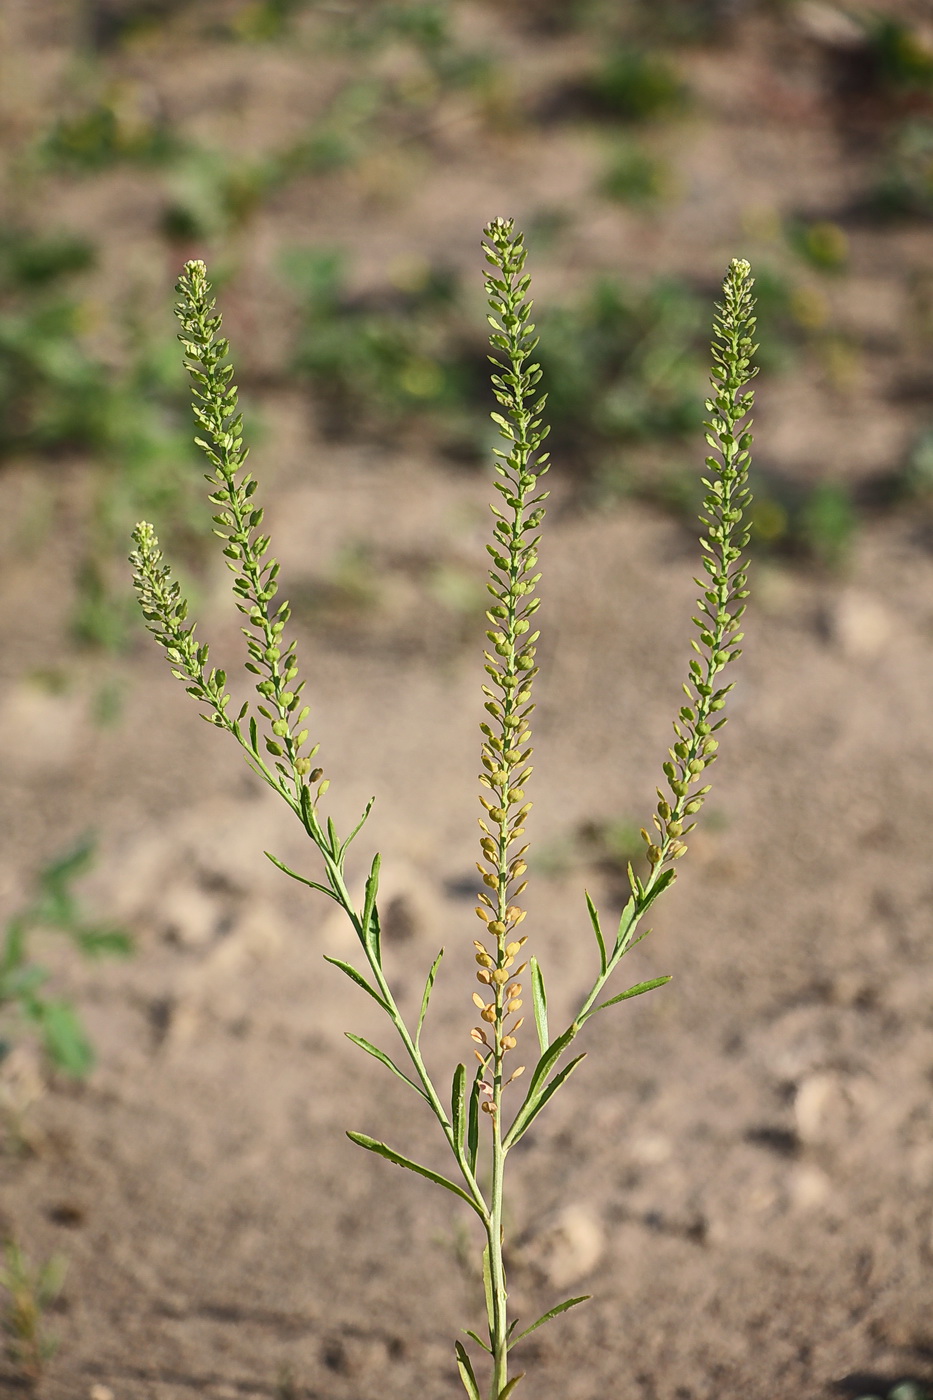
[130,224,756,1400]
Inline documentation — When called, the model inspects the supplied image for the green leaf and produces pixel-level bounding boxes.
[482,1243,494,1329]
[265,851,342,903]
[39,835,95,895]
[74,928,133,958]
[463,1329,492,1355]
[467,1060,483,1174]
[323,955,391,1013]
[417,948,445,1046]
[338,796,375,862]
[615,894,637,950]
[36,1001,94,1078]
[451,1063,466,1154]
[509,1295,590,1347]
[455,1341,481,1400]
[498,1375,526,1400]
[594,975,671,1014]
[346,1132,484,1217]
[344,1034,426,1099]
[523,1022,578,1109]
[584,891,607,975]
[505,1052,587,1149]
[530,956,548,1055]
[361,853,381,960]
[640,867,676,915]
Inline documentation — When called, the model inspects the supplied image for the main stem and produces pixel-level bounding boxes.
[488,1112,508,1398]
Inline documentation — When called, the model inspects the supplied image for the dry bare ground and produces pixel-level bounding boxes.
[2,2,933,1397]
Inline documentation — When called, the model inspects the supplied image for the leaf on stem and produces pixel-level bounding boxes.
[593,975,671,1015]
[508,1295,590,1348]
[504,1052,586,1148]
[467,1059,484,1175]
[417,948,445,1046]
[265,851,341,903]
[519,1021,578,1109]
[346,1132,485,1217]
[584,892,608,975]
[344,1034,427,1099]
[530,956,549,1055]
[338,795,376,862]
[451,1062,466,1154]
[455,1340,482,1400]
[361,852,381,960]
[463,1329,492,1355]
[323,956,391,1013]
[498,1374,526,1400]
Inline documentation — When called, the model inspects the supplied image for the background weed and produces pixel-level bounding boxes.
[0,837,132,1081]
[0,1240,66,1386]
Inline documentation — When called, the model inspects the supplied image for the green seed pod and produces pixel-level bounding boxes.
[272,719,289,737]
[647,844,662,865]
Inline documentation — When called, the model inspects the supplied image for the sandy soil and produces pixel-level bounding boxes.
[2,3,933,1398]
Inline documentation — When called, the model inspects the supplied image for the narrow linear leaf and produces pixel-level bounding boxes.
[323,955,391,1013]
[467,1060,484,1175]
[451,1063,466,1154]
[505,1053,587,1149]
[417,948,445,1046]
[347,1132,484,1217]
[361,852,381,959]
[523,1022,578,1109]
[614,894,638,951]
[640,867,676,915]
[509,1295,590,1347]
[594,976,671,1014]
[584,892,608,975]
[265,851,341,903]
[338,795,376,861]
[463,1329,492,1355]
[498,1373,526,1400]
[455,1341,482,1400]
[345,1034,426,1099]
[482,1243,494,1331]
[530,956,548,1055]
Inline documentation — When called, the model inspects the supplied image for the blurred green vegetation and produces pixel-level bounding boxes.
[0,836,132,1081]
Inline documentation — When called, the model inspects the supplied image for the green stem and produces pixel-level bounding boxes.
[487,1105,508,1400]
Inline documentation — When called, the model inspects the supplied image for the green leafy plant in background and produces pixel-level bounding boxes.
[0,1240,66,1386]
[857,1383,931,1400]
[584,46,689,122]
[0,836,132,1080]
[131,224,756,1398]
